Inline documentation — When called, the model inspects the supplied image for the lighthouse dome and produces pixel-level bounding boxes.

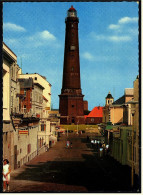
[67,6,77,17]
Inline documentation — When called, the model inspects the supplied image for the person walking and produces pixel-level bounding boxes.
[70,142,72,148]
[3,159,11,192]
[66,140,70,148]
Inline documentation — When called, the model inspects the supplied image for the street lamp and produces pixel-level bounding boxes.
[131,109,135,187]
[77,121,79,134]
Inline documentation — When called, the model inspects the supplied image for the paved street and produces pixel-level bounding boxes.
[9,132,138,192]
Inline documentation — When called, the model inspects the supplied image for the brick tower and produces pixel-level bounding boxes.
[59,6,85,125]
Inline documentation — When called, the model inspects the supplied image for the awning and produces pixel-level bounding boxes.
[49,136,57,141]
[56,128,65,132]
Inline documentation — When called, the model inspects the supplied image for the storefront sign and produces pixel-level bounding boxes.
[18,130,29,135]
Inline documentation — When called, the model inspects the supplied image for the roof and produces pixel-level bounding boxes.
[18,78,33,89]
[106,92,113,99]
[18,73,52,86]
[69,5,76,11]
[43,96,48,102]
[112,95,125,105]
[3,42,17,58]
[106,125,113,130]
[34,83,45,90]
[86,106,103,118]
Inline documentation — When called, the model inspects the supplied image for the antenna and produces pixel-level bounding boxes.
[21,57,22,70]
[113,87,115,101]
[113,87,115,125]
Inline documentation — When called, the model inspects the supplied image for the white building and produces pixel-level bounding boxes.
[3,42,16,169]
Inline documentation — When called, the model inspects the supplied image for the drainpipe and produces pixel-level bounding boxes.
[131,112,135,187]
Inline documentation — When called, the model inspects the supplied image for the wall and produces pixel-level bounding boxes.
[3,123,14,170]
[112,128,132,166]
[14,124,39,168]
[32,84,43,117]
[84,100,88,111]
[125,96,133,103]
[86,117,102,124]
[103,106,110,123]
[10,63,20,113]
[19,88,32,113]
[3,60,11,121]
[110,107,123,124]
[133,77,139,176]
[3,43,15,170]
[3,43,17,61]
[38,120,50,150]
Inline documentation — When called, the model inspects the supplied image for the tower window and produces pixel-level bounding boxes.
[70,45,76,51]
[35,77,37,80]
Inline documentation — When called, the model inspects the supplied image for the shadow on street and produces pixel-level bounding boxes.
[13,141,139,192]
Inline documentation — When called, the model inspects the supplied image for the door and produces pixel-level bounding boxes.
[14,145,17,169]
[72,117,75,123]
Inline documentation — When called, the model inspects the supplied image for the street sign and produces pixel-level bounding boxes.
[45,107,50,110]
[18,130,29,135]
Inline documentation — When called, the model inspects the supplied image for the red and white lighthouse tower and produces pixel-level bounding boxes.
[59,6,85,124]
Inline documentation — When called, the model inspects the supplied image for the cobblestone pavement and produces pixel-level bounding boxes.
[9,132,139,193]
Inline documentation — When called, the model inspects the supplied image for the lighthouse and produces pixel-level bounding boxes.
[59,6,85,124]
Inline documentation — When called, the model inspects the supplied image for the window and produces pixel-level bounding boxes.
[134,147,136,162]
[11,96,13,107]
[129,144,132,160]
[72,105,74,107]
[71,67,74,72]
[24,105,26,113]
[24,89,26,96]
[41,124,45,131]
[13,67,15,79]
[27,144,31,154]
[35,77,37,80]
[70,45,76,51]
[91,118,94,122]
[5,132,8,142]
[11,67,13,78]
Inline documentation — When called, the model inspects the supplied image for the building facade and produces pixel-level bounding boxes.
[131,76,139,176]
[3,43,58,170]
[3,42,16,170]
[108,77,139,178]
[103,89,133,125]
[18,73,51,110]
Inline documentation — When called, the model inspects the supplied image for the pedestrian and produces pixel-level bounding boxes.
[70,142,72,148]
[3,159,11,192]
[86,135,89,142]
[91,139,94,148]
[66,140,70,148]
